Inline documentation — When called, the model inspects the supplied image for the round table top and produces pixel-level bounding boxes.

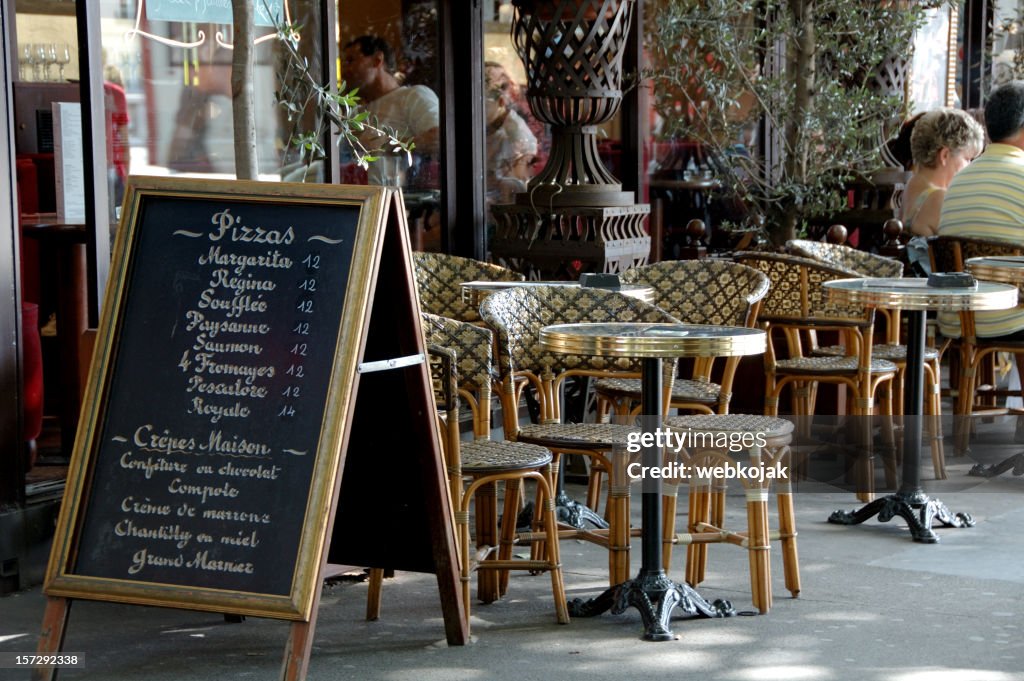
[965,256,1024,284]
[824,277,1018,311]
[538,322,766,359]
[461,280,655,306]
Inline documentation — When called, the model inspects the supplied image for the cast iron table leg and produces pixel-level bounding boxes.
[828,310,974,542]
[969,453,1024,478]
[568,358,734,640]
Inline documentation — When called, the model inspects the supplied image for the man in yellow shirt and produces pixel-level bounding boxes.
[938,81,1024,339]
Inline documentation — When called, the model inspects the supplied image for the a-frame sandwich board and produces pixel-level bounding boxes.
[36,177,466,681]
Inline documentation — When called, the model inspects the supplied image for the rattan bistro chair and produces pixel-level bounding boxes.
[413,252,524,439]
[413,251,524,323]
[588,259,770,514]
[367,338,568,630]
[479,285,680,586]
[734,252,898,498]
[929,235,1024,455]
[786,239,904,279]
[788,239,946,478]
[594,260,770,417]
[662,414,800,614]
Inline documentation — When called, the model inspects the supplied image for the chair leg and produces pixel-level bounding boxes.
[458,485,474,627]
[366,568,385,621]
[776,474,801,599]
[746,484,772,614]
[847,392,876,503]
[685,477,711,587]
[497,478,522,597]
[955,346,978,456]
[535,468,570,624]
[475,481,500,604]
[926,360,947,480]
[661,482,678,573]
[607,446,631,586]
[877,381,898,490]
[586,461,606,515]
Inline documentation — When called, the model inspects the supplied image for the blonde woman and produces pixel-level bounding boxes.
[902,108,985,274]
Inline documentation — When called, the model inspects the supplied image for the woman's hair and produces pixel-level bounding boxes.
[887,112,926,170]
[910,108,985,168]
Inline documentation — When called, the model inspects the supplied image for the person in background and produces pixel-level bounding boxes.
[901,108,985,275]
[103,65,131,211]
[484,61,537,206]
[341,35,439,186]
[938,82,1024,441]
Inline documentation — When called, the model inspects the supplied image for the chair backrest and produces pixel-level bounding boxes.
[421,312,492,395]
[620,259,770,327]
[733,251,874,327]
[928,234,1024,275]
[786,239,903,279]
[426,343,458,413]
[478,285,681,381]
[414,252,524,322]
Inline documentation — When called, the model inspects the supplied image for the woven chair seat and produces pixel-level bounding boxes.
[460,439,552,473]
[774,355,897,375]
[665,413,793,443]
[811,343,939,362]
[516,422,640,449]
[594,376,721,404]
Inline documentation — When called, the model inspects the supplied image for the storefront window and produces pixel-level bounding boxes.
[338,0,444,249]
[482,10,548,239]
[99,0,326,218]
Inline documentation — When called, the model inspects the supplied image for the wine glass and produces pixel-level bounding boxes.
[23,44,37,81]
[18,44,30,81]
[36,43,50,81]
[54,43,71,82]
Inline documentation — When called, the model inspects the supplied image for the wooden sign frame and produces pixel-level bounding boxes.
[37,177,466,680]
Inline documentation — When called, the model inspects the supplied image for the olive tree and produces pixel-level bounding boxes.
[646,0,931,244]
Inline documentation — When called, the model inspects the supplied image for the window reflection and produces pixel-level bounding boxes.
[98,0,325,231]
[338,1,443,250]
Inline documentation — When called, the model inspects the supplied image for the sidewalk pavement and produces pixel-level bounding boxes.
[3,428,1024,681]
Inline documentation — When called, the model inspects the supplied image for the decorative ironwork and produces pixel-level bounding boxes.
[511,0,635,207]
[491,203,650,278]
[493,1,650,278]
[969,453,1024,478]
[568,571,734,641]
[828,491,975,544]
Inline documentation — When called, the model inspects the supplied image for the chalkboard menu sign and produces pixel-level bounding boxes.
[42,178,462,630]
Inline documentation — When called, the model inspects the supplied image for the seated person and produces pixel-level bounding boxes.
[342,35,439,188]
[939,82,1024,340]
[484,61,538,205]
[902,108,984,275]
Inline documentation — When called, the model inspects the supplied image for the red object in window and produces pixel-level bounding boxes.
[104,81,130,181]
[21,302,43,451]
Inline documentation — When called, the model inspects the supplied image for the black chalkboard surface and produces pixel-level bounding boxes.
[42,178,462,631]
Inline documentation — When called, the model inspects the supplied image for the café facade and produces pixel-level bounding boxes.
[0,0,1014,625]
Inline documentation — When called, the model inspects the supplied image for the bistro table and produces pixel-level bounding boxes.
[539,321,765,641]
[825,278,1018,542]
[963,256,1024,478]
[465,280,655,531]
